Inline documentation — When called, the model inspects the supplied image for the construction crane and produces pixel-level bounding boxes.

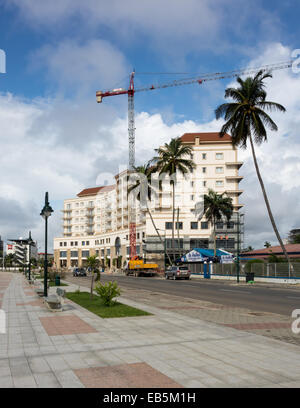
[96,60,292,259]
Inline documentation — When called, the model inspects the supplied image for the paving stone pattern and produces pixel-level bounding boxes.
[1,272,300,388]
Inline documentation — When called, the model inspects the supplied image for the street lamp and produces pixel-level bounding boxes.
[27,231,34,281]
[40,192,54,297]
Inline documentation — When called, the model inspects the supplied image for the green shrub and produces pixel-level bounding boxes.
[95,281,121,306]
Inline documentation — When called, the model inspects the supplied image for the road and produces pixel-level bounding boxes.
[66,273,300,316]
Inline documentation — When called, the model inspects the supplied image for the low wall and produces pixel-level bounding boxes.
[191,273,300,284]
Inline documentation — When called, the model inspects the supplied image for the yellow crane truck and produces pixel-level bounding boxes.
[125,258,159,277]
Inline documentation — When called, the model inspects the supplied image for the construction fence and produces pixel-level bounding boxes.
[190,262,300,279]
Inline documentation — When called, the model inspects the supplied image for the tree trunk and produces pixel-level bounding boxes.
[249,134,291,267]
[213,216,217,257]
[172,182,176,261]
[177,207,180,257]
[90,272,94,300]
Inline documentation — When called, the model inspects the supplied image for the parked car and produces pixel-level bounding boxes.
[73,267,87,277]
[165,265,191,280]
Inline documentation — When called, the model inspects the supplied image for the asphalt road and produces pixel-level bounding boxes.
[66,273,300,317]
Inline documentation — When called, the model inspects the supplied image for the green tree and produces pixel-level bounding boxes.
[215,70,290,265]
[242,246,254,252]
[288,229,300,244]
[202,189,234,257]
[86,255,100,299]
[4,253,17,267]
[128,161,173,265]
[264,241,271,248]
[153,137,196,260]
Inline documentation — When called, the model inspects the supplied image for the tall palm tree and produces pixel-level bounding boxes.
[153,137,196,260]
[128,161,173,266]
[215,70,290,265]
[203,189,233,257]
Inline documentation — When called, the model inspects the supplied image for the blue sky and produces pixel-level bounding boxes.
[0,0,300,250]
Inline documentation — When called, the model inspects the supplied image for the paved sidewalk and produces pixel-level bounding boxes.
[1,272,300,388]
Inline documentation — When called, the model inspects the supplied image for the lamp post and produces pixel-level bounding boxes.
[27,231,34,281]
[40,192,54,297]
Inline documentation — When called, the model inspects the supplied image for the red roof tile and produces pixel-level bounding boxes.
[77,187,104,197]
[181,132,232,143]
[241,244,300,258]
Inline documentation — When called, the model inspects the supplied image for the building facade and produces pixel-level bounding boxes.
[54,132,244,269]
[6,240,38,265]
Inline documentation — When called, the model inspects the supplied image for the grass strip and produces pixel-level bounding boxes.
[66,291,152,318]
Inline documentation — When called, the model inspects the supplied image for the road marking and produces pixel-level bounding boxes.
[287,296,300,300]
[220,289,251,294]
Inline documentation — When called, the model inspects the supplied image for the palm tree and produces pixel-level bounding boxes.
[202,189,233,257]
[215,69,290,265]
[128,161,173,266]
[264,241,271,248]
[86,255,100,299]
[153,137,196,260]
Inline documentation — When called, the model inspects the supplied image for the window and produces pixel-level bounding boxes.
[136,245,140,254]
[70,241,73,246]
[202,153,207,160]
[216,221,223,229]
[142,232,145,238]
[191,222,198,229]
[75,241,78,246]
[190,195,194,201]
[227,221,234,229]
[216,153,224,160]
[216,167,224,174]
[59,251,67,258]
[106,248,110,256]
[216,180,224,187]
[175,222,183,230]
[59,242,63,247]
[202,167,206,173]
[82,241,85,246]
[101,249,104,257]
[66,203,71,209]
[190,181,194,187]
[63,242,67,247]
[137,233,140,239]
[201,221,208,229]
[203,181,207,187]
[81,250,90,258]
[165,222,173,230]
[70,251,78,258]
[86,241,90,246]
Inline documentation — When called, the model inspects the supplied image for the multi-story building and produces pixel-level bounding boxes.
[54,132,244,269]
[6,240,38,265]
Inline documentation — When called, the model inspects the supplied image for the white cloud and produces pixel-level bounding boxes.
[6,0,282,62]
[30,39,130,96]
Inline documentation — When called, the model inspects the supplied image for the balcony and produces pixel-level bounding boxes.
[225,162,243,169]
[225,189,244,196]
[225,175,244,181]
[233,203,244,209]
